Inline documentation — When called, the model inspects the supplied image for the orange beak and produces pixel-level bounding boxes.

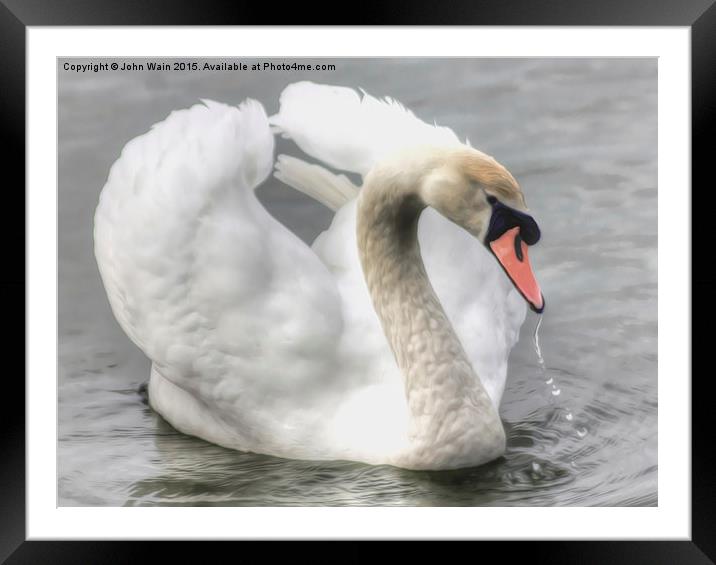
[489,226,544,313]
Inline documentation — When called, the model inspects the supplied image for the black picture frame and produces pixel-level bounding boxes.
[5,0,714,562]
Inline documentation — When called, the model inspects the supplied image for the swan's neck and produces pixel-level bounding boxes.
[356,176,505,469]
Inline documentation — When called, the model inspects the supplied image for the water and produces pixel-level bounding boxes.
[58,58,657,506]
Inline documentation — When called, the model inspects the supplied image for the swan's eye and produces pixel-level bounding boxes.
[486,195,498,205]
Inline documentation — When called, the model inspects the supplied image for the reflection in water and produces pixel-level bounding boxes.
[123,399,575,507]
[58,58,657,506]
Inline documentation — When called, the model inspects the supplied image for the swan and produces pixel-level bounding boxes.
[94,82,543,470]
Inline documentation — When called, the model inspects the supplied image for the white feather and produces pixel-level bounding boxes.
[273,154,359,212]
[269,81,462,175]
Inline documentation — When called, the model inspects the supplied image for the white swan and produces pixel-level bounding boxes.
[94,82,543,470]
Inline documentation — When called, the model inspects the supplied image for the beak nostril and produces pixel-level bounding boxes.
[514,233,524,262]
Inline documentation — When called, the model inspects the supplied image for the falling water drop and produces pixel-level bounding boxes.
[533,315,587,470]
[533,315,545,370]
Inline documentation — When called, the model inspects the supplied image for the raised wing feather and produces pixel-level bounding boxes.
[94,100,346,453]
[269,81,462,176]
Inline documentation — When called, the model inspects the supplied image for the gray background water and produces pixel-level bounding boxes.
[58,58,657,506]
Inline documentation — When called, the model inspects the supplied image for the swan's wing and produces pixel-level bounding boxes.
[94,100,346,451]
[269,81,462,176]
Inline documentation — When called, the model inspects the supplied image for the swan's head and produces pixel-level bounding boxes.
[420,147,544,313]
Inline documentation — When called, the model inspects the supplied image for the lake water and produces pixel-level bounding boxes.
[58,58,657,506]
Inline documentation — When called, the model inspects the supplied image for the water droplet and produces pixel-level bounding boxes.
[551,388,561,396]
[570,459,578,468]
[545,377,554,385]
[533,316,545,364]
[531,461,542,473]
[565,412,573,421]
[576,427,588,438]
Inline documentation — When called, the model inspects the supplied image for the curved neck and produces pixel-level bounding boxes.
[356,175,505,469]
